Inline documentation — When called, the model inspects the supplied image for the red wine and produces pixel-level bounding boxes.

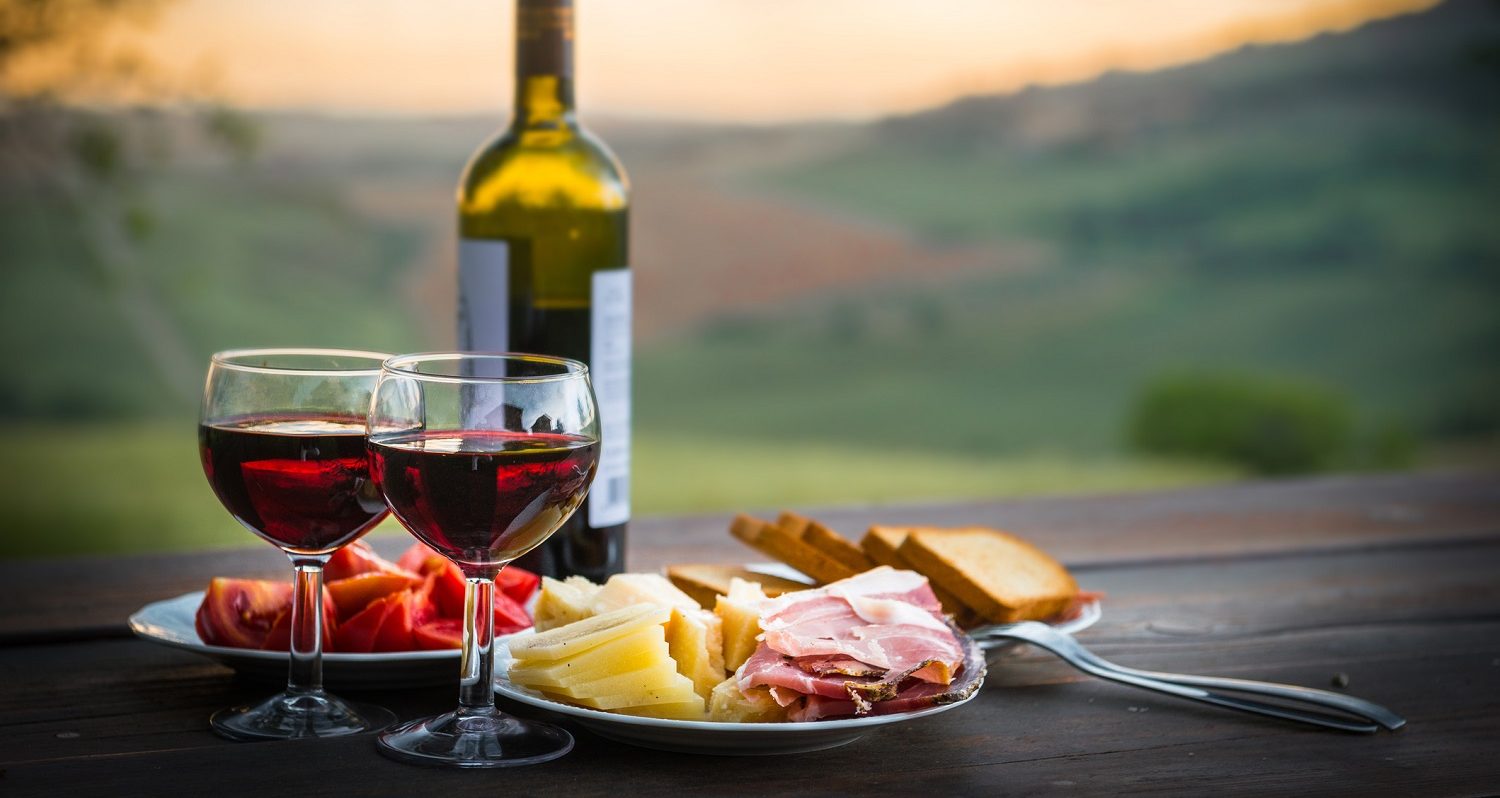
[198,415,389,554]
[506,307,627,583]
[368,431,599,568]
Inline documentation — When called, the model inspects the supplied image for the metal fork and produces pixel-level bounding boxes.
[972,621,1406,734]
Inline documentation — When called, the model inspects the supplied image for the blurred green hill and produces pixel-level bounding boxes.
[1,0,1496,556]
[697,0,1500,452]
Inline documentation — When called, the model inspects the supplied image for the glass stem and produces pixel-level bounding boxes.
[459,575,497,712]
[287,556,330,696]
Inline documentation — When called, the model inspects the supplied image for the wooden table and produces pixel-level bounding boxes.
[2,472,1497,796]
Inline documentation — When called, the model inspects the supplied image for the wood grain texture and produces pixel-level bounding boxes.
[0,472,1496,796]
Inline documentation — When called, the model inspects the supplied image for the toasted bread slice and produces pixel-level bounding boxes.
[897,528,1077,624]
[786,512,874,573]
[729,514,856,585]
[861,526,912,569]
[860,526,986,628]
[666,564,810,609]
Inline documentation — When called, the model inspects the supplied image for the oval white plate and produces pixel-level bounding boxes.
[128,592,458,688]
[494,634,984,756]
[130,581,1101,697]
[491,598,1100,755]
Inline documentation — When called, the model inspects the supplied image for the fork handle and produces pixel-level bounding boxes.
[1090,660,1406,731]
[984,623,1403,733]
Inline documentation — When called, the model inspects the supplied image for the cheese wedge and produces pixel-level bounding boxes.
[546,673,701,710]
[540,663,685,700]
[708,677,786,723]
[533,576,598,632]
[508,604,669,662]
[591,573,701,616]
[715,577,768,672]
[666,607,726,700]
[505,628,669,688]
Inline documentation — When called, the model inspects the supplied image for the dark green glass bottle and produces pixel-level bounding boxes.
[457,0,629,581]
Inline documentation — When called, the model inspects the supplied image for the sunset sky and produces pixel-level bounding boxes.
[118,0,1436,122]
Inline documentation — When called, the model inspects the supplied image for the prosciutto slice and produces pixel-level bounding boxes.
[784,633,986,722]
[736,567,982,719]
[757,567,963,679]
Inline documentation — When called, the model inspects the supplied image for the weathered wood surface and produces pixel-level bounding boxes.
[0,472,1496,796]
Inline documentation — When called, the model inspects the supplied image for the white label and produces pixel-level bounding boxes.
[458,239,510,352]
[590,268,631,527]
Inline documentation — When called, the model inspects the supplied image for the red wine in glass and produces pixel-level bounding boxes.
[199,413,389,554]
[368,431,598,567]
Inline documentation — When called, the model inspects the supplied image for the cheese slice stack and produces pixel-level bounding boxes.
[507,604,706,720]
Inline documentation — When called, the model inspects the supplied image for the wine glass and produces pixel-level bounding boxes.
[368,352,599,768]
[198,348,398,740]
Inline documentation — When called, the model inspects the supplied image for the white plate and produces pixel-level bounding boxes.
[494,634,985,756]
[128,592,458,688]
[491,596,1101,755]
[129,577,1101,697]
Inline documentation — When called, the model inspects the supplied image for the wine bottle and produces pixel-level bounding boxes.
[457,0,629,582]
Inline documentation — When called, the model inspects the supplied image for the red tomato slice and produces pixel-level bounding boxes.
[413,619,462,650]
[326,540,415,582]
[396,542,467,617]
[196,578,293,649]
[494,591,533,635]
[372,590,416,652]
[326,571,420,620]
[333,592,399,653]
[431,563,467,618]
[260,589,338,652]
[411,573,439,627]
[497,566,540,605]
[395,541,445,575]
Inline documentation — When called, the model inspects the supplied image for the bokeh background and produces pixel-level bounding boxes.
[2,0,1496,558]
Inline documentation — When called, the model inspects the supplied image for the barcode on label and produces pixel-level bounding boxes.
[605,477,627,508]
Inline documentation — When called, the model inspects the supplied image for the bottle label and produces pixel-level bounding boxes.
[457,239,630,528]
[457,239,510,351]
[589,268,631,527]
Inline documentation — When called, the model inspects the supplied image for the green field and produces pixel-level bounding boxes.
[1,1,1495,558]
[0,423,1235,558]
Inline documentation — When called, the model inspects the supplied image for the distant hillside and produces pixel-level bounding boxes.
[690,0,1500,450]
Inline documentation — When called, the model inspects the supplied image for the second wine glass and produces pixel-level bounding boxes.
[368,352,600,768]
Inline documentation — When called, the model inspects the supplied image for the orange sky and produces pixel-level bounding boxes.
[116,0,1439,121]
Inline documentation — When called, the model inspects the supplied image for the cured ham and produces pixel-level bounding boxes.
[785,632,985,722]
[756,567,963,677]
[737,567,983,720]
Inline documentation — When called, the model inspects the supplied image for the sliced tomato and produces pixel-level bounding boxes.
[395,541,445,575]
[494,591,533,635]
[260,589,338,652]
[326,571,420,620]
[326,540,414,582]
[497,566,540,605]
[396,542,467,617]
[411,573,440,627]
[413,618,462,650]
[372,589,417,652]
[196,578,293,649]
[333,592,399,653]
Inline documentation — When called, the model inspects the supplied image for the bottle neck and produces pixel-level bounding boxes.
[513,0,576,129]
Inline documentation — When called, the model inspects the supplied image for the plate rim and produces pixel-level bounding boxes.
[494,631,985,733]
[128,591,459,663]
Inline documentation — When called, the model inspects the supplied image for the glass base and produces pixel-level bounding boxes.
[376,707,574,768]
[211,690,397,742]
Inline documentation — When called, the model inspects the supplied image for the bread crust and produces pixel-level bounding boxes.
[897,528,1077,623]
